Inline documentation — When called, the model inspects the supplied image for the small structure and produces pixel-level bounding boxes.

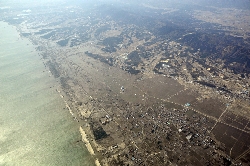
[186,134,192,141]
[121,86,125,92]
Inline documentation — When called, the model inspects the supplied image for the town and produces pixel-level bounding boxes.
[2,1,250,165]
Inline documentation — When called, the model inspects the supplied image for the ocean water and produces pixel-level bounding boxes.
[0,22,95,166]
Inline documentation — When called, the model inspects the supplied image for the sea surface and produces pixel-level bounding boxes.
[0,21,95,166]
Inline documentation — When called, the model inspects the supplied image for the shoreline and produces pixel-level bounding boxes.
[79,126,95,155]
[0,21,96,166]
[79,126,102,166]
[2,1,250,164]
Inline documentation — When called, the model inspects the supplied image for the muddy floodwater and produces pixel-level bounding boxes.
[0,22,95,166]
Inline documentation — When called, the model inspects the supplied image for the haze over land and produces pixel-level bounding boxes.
[1,0,250,165]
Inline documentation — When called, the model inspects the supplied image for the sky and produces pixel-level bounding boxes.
[1,0,250,9]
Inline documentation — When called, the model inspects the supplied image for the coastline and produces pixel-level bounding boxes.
[1,1,249,164]
[80,126,102,166]
[0,21,96,165]
[79,126,95,155]
[56,83,102,166]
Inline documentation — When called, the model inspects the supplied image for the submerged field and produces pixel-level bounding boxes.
[1,0,250,165]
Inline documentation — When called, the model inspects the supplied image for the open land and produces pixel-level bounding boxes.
[1,1,250,165]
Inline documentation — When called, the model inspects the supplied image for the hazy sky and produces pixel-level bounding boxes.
[1,0,249,9]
